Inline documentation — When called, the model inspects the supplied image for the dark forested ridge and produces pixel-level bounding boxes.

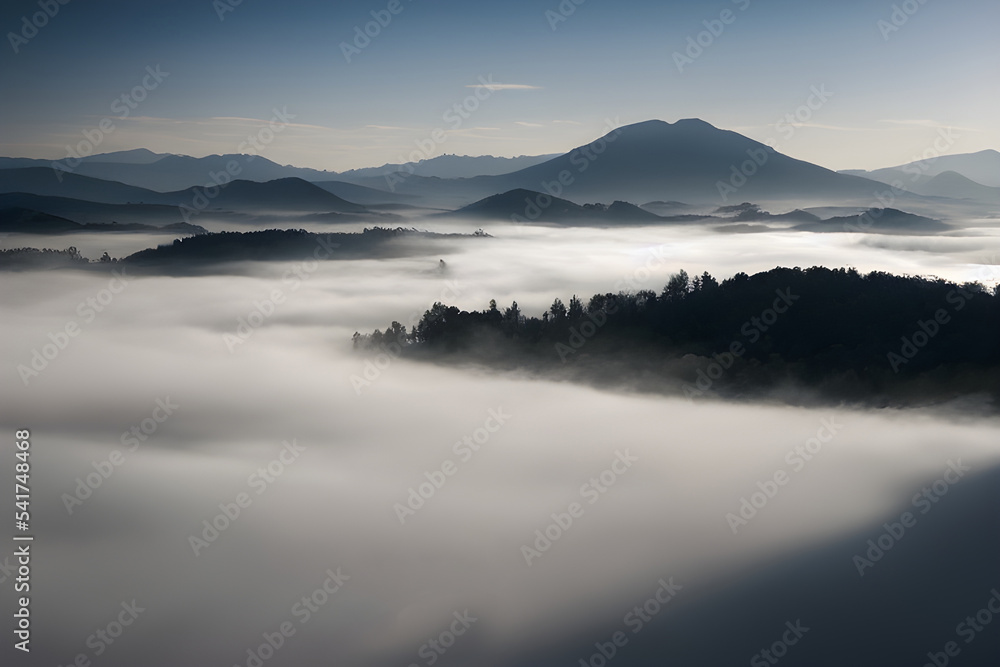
[356,267,1000,409]
[0,227,491,273]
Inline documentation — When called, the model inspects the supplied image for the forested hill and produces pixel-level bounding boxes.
[356,267,1000,409]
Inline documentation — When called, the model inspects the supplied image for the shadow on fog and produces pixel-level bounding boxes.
[380,463,1000,667]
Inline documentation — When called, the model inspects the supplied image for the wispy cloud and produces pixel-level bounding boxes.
[466,83,542,91]
[365,125,411,131]
[879,119,980,132]
[514,121,544,128]
[553,120,583,125]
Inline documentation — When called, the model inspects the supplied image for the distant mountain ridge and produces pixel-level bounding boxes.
[337,153,561,181]
[2,121,995,210]
[364,119,898,206]
[844,149,1000,189]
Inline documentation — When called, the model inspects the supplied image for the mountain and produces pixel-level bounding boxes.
[0,207,206,235]
[0,150,560,193]
[713,202,821,223]
[337,153,560,181]
[0,168,164,204]
[0,148,167,171]
[0,170,371,214]
[50,154,338,192]
[309,180,420,206]
[451,189,588,222]
[0,193,204,226]
[794,208,950,234]
[910,171,1000,203]
[378,119,895,207]
[167,177,367,213]
[447,188,665,224]
[0,207,80,233]
[848,149,1000,188]
[74,148,168,164]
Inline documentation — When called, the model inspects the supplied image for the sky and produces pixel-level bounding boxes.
[1,0,997,172]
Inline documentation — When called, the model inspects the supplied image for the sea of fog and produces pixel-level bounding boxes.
[2,220,999,665]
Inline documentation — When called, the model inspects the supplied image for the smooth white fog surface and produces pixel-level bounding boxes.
[2,221,999,665]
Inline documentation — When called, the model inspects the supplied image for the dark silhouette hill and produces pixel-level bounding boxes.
[447,189,667,224]
[0,207,206,235]
[0,171,372,214]
[358,266,1000,410]
[0,193,195,225]
[119,227,490,274]
[165,177,367,213]
[795,208,950,234]
[0,167,166,204]
[0,207,79,232]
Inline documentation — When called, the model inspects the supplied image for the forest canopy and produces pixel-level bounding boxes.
[355,266,1000,408]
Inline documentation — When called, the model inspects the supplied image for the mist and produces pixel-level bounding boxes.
[3,221,1000,665]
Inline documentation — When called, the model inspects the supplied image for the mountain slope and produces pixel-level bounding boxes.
[310,180,419,205]
[165,177,367,213]
[0,167,165,204]
[63,154,338,191]
[447,188,666,224]
[914,171,1000,203]
[859,149,1000,188]
[0,148,167,171]
[0,170,370,214]
[379,119,894,207]
[499,119,888,204]
[337,153,561,181]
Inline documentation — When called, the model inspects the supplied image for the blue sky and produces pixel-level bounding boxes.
[1,0,997,171]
